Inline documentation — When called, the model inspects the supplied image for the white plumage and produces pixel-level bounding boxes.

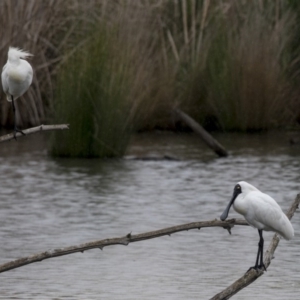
[1,47,33,138]
[2,47,33,101]
[220,181,294,271]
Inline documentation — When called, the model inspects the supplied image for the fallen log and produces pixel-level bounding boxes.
[173,108,228,157]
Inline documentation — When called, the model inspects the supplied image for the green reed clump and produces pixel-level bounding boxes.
[50,28,132,158]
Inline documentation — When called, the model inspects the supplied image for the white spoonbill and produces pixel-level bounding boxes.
[1,47,33,139]
[220,181,294,271]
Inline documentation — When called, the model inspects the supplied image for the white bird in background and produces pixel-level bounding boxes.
[220,181,294,272]
[1,47,33,139]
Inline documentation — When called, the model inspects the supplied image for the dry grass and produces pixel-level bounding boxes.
[157,0,299,131]
[1,0,299,138]
[204,0,297,130]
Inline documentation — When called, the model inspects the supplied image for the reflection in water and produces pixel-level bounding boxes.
[0,132,299,299]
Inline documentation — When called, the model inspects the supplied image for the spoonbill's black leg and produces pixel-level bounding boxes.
[247,229,266,272]
[11,96,25,140]
[258,229,266,270]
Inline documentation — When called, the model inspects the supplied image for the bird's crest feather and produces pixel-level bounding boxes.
[8,47,33,60]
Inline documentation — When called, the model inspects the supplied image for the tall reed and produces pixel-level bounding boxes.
[50,2,164,157]
[50,28,132,158]
[158,0,298,131]
[1,0,299,137]
[205,1,296,131]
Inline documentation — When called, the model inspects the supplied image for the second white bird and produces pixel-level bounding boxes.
[1,47,33,139]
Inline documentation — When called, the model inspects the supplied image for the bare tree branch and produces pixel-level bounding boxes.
[0,124,69,142]
[0,219,248,274]
[210,193,300,300]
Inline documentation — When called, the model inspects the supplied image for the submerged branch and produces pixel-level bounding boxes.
[0,218,248,274]
[0,124,69,143]
[210,193,300,300]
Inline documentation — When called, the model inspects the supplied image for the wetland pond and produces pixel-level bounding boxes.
[0,131,299,299]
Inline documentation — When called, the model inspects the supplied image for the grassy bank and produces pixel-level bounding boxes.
[1,1,300,156]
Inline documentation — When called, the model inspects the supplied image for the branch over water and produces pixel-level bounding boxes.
[0,219,248,273]
[0,124,69,142]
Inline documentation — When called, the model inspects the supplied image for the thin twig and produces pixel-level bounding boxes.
[0,218,248,274]
[0,124,69,143]
[210,193,300,300]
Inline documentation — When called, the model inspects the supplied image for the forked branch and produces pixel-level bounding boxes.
[0,124,69,142]
[0,219,248,274]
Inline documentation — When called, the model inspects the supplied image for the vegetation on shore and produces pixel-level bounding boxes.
[1,0,299,157]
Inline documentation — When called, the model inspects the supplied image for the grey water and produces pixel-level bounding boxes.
[0,131,299,299]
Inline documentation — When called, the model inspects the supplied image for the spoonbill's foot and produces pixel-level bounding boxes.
[259,263,266,271]
[246,264,266,273]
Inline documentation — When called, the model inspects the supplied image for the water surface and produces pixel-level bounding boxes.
[0,131,299,299]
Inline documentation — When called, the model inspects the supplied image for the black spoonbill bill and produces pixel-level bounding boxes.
[1,47,33,139]
[220,181,294,271]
